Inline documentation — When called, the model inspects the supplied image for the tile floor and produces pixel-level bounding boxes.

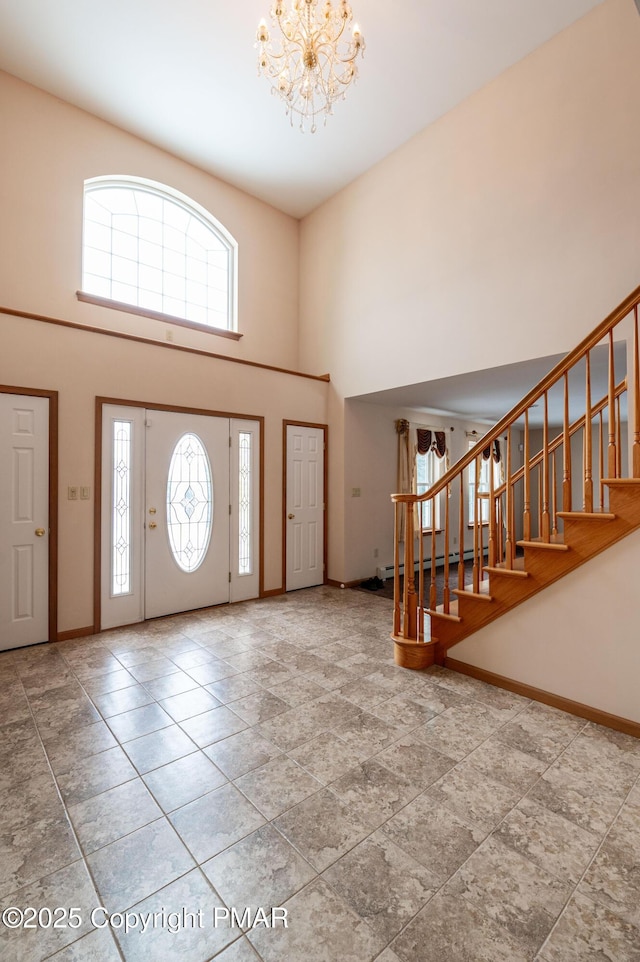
[0,586,639,962]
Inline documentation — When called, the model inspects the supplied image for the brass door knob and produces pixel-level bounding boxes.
[148,522,158,530]
[35,528,46,537]
[288,513,295,520]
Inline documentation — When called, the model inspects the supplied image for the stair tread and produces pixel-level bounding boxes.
[484,563,530,579]
[602,477,640,485]
[517,538,569,552]
[453,581,493,602]
[426,606,462,623]
[556,511,616,520]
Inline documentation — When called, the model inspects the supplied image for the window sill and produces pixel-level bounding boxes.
[420,529,442,535]
[76,292,243,341]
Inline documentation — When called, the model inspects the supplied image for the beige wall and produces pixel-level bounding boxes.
[344,401,509,581]
[0,70,301,371]
[0,70,330,633]
[299,0,640,398]
[451,526,640,724]
[2,313,327,633]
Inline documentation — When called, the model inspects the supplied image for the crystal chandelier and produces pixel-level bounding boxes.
[256,0,365,133]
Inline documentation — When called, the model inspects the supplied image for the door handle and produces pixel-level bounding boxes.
[148,522,158,530]
[288,513,295,520]
[35,528,46,537]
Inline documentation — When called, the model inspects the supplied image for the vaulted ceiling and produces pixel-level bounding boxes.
[0,0,605,217]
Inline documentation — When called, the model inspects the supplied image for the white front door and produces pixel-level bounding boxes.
[0,394,49,650]
[101,406,260,629]
[286,424,325,591]
[144,411,230,619]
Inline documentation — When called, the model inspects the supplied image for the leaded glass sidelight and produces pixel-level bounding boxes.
[112,420,132,595]
[166,433,213,572]
[238,432,252,575]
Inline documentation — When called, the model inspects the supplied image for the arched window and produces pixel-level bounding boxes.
[81,177,238,333]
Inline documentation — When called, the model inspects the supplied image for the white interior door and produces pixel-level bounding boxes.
[286,424,325,591]
[0,394,49,650]
[144,411,230,619]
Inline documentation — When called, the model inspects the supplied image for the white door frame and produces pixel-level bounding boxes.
[283,420,328,591]
[0,385,57,645]
[95,398,264,630]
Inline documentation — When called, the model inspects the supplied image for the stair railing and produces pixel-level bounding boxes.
[392,285,640,646]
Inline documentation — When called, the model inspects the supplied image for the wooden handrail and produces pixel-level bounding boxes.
[392,284,640,507]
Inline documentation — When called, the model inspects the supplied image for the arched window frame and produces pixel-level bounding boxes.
[79,176,239,337]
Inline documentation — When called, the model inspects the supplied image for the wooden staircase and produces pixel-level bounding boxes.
[391,286,640,669]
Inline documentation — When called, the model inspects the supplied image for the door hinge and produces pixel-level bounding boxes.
[229,504,232,515]
[229,436,232,448]
[229,572,232,583]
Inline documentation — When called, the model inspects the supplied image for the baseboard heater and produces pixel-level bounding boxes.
[377,548,475,582]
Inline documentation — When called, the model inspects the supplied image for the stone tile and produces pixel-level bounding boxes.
[91,683,154,718]
[80,668,138,697]
[35,699,102,741]
[206,673,266,704]
[426,762,521,833]
[495,702,585,762]
[45,721,118,774]
[169,783,266,863]
[323,831,436,942]
[303,663,360,691]
[166,647,220,669]
[47,927,122,961]
[412,704,500,761]
[203,823,316,910]
[0,744,50,792]
[106,702,173,742]
[186,661,239,685]
[333,711,404,759]
[537,892,640,962]
[330,759,421,828]
[57,746,137,805]
[68,778,162,855]
[336,677,393,710]
[114,868,236,962]
[375,731,456,789]
[274,789,371,872]
[243,661,295,687]
[142,670,200,700]
[143,750,227,812]
[0,812,81,898]
[122,724,197,775]
[215,939,263,961]
[370,692,438,730]
[528,762,624,837]
[127,656,181,682]
[465,736,548,793]
[248,878,384,962]
[236,756,322,819]
[257,705,329,752]
[68,651,124,679]
[0,861,99,962]
[450,835,572,955]
[159,687,221,722]
[0,769,65,831]
[115,645,165,667]
[230,690,290,725]
[88,818,194,912]
[204,730,281,780]
[390,888,531,962]
[495,796,601,884]
[288,731,364,785]
[580,805,640,927]
[180,705,248,747]
[381,795,486,887]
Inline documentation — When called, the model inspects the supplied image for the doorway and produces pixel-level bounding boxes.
[284,422,327,591]
[0,389,57,650]
[99,404,260,630]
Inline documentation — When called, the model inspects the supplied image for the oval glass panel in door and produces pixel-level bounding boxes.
[166,433,213,572]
